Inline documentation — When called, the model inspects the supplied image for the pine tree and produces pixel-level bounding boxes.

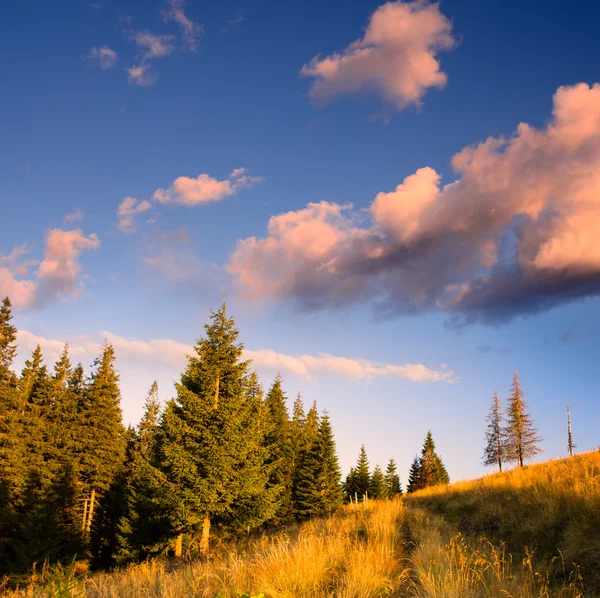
[368,464,388,499]
[294,412,342,519]
[504,373,542,467]
[384,458,402,497]
[0,297,17,387]
[79,342,126,560]
[406,455,420,494]
[567,406,576,457]
[353,445,371,499]
[157,305,276,556]
[483,391,505,472]
[263,375,294,523]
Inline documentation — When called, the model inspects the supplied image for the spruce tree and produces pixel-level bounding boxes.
[368,464,388,499]
[483,391,505,472]
[0,297,17,387]
[504,373,542,467]
[157,305,276,556]
[79,342,126,558]
[406,455,420,494]
[353,445,371,499]
[294,412,342,519]
[263,375,294,523]
[384,458,402,497]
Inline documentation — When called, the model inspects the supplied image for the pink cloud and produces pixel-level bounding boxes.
[153,168,263,206]
[87,46,118,70]
[127,64,158,86]
[117,196,153,233]
[0,229,100,309]
[163,0,203,51]
[228,83,600,324]
[301,0,455,110]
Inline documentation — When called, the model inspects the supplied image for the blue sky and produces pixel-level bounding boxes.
[2,0,600,483]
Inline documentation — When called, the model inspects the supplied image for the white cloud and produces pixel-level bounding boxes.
[133,31,175,60]
[301,0,455,110]
[16,329,455,384]
[88,46,118,70]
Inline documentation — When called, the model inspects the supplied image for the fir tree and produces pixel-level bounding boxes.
[567,406,576,457]
[483,391,505,472]
[0,297,17,387]
[353,445,371,499]
[504,373,542,467]
[406,455,420,494]
[294,412,342,519]
[263,374,294,523]
[157,305,276,556]
[384,458,402,497]
[368,464,388,499]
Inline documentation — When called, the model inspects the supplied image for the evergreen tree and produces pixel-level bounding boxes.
[263,374,294,523]
[294,412,342,519]
[384,458,402,497]
[567,406,576,457]
[353,445,371,499]
[0,297,17,387]
[157,305,276,556]
[291,392,306,447]
[343,467,357,503]
[407,455,420,493]
[368,464,388,499]
[483,391,505,472]
[79,342,126,560]
[504,373,542,467]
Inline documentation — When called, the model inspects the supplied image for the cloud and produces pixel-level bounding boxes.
[153,168,264,206]
[63,208,84,224]
[87,46,118,70]
[16,329,455,384]
[117,197,153,233]
[133,31,175,60]
[0,229,100,309]
[228,83,600,324]
[163,0,203,50]
[301,0,455,110]
[126,64,158,86]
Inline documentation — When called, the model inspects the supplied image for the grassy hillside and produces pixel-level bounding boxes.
[5,452,599,597]
[407,450,600,594]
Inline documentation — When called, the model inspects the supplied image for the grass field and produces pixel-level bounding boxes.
[5,451,599,597]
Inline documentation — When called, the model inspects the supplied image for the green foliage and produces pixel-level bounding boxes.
[344,445,370,501]
[384,458,402,497]
[407,432,450,493]
[263,375,293,523]
[368,464,388,499]
[39,558,86,598]
[157,304,277,551]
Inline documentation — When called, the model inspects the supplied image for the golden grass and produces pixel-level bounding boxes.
[406,450,600,595]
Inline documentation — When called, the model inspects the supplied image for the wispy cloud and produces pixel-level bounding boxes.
[87,46,118,70]
[301,0,455,111]
[126,64,157,86]
[63,208,84,224]
[229,83,600,324]
[16,328,456,384]
[117,197,152,232]
[163,0,203,50]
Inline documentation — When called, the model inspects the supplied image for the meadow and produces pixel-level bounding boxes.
[5,451,599,597]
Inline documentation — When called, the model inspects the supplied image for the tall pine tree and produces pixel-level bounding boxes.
[483,391,505,472]
[345,445,370,500]
[157,305,276,556]
[263,374,294,523]
[368,464,388,499]
[504,373,542,467]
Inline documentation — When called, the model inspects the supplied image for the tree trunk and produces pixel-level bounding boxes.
[174,533,183,558]
[85,489,96,533]
[200,515,210,556]
[81,499,88,532]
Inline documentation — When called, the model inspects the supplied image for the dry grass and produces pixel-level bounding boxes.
[6,500,408,598]
[406,450,600,594]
